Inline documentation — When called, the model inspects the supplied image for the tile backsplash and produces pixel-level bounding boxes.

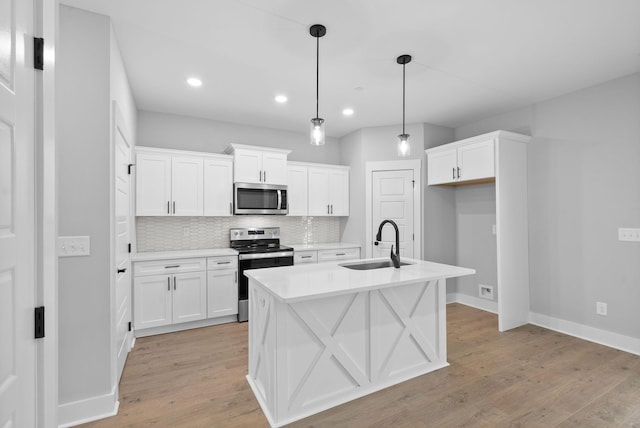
[136,216,341,252]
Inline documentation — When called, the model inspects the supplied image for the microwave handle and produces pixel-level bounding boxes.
[277,189,282,209]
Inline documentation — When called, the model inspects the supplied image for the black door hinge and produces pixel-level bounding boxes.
[128,243,132,253]
[35,306,45,339]
[128,321,132,332]
[128,164,135,175]
[34,37,44,70]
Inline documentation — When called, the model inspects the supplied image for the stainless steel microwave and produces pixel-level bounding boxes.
[234,183,288,215]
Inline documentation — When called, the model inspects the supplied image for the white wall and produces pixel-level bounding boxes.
[455,73,640,339]
[137,110,341,164]
[57,5,137,423]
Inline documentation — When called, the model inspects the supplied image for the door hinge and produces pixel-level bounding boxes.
[128,243,132,253]
[128,321,132,332]
[34,37,44,70]
[128,164,135,175]
[35,306,45,339]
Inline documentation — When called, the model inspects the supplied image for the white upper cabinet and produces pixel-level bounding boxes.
[308,165,350,216]
[135,147,205,216]
[286,163,309,216]
[135,151,172,216]
[427,139,495,185]
[204,156,233,216]
[171,156,204,216]
[225,144,290,185]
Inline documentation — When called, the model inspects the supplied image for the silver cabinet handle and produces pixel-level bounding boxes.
[167,277,170,291]
[173,276,177,290]
[452,168,455,180]
[259,170,262,182]
[173,201,176,214]
[217,261,231,264]
[327,204,330,214]
[167,201,170,214]
[164,265,180,269]
[264,171,266,182]
[230,202,232,215]
[457,167,461,179]
[336,253,346,256]
[300,255,313,259]
[330,204,333,215]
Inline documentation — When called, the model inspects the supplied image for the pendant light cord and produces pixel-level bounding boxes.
[402,62,406,135]
[316,35,320,118]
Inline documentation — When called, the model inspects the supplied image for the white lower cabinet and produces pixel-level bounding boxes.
[207,256,238,318]
[134,255,238,334]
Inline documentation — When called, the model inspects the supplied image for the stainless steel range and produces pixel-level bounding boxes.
[231,227,293,322]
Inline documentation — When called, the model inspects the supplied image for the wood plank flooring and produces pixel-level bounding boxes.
[81,304,640,427]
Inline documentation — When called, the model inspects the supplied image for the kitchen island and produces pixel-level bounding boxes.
[245,257,475,427]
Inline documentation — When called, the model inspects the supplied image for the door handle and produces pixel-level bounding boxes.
[259,170,262,182]
[330,204,333,215]
[264,171,267,182]
[452,168,455,180]
[457,167,461,179]
[327,204,330,214]
[117,268,126,274]
[173,201,176,214]
[173,276,177,290]
[167,201,170,214]
[167,277,171,291]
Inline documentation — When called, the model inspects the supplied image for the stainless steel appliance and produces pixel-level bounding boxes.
[234,183,288,215]
[231,227,293,322]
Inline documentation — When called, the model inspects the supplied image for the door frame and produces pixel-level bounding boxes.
[36,0,58,426]
[365,160,422,259]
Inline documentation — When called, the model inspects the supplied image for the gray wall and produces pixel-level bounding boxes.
[455,73,640,339]
[58,5,138,409]
[58,6,112,405]
[137,110,341,164]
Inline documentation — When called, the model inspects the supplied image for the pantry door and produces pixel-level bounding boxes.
[0,0,37,425]
[372,170,415,259]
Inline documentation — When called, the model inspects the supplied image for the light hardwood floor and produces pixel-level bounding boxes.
[81,304,640,427]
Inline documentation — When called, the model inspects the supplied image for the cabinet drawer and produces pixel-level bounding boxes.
[317,247,360,263]
[207,256,238,270]
[134,258,206,277]
[294,251,317,264]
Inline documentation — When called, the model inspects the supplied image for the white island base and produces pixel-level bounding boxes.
[245,258,474,427]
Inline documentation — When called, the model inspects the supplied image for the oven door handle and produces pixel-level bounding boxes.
[238,251,293,261]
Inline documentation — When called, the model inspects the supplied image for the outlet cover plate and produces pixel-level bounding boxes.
[618,228,640,242]
[58,236,91,257]
[596,301,608,316]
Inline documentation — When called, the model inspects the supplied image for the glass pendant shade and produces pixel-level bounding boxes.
[310,117,325,146]
[397,133,410,156]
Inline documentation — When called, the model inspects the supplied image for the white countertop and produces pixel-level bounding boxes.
[132,248,238,262]
[245,257,475,303]
[286,242,361,251]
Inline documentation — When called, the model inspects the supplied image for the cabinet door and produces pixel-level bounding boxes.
[134,274,172,329]
[204,157,233,216]
[136,152,172,216]
[233,148,262,183]
[427,148,458,185]
[262,152,288,185]
[457,139,495,182]
[171,156,204,216]
[329,169,349,216]
[307,167,330,216]
[286,165,308,216]
[172,271,207,324]
[207,269,238,318]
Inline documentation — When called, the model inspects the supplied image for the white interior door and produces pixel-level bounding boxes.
[0,0,37,424]
[372,170,414,259]
[114,104,133,382]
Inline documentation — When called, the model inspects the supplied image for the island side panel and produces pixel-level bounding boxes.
[247,280,278,422]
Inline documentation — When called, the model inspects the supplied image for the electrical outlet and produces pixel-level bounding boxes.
[596,301,607,316]
[58,236,91,257]
[479,284,494,300]
[618,228,640,242]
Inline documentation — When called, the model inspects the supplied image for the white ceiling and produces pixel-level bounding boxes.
[61,0,640,138]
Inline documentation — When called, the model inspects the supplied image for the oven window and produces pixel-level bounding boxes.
[237,188,278,209]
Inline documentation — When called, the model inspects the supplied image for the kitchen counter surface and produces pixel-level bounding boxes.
[245,257,474,303]
[286,242,361,251]
[132,248,238,262]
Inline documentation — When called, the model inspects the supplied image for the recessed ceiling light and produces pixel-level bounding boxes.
[186,77,202,87]
[275,95,288,103]
[342,108,355,116]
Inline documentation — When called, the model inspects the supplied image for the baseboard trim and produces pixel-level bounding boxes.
[447,292,498,314]
[135,315,237,338]
[529,311,640,357]
[58,386,119,428]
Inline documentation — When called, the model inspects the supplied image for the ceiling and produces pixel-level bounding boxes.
[61,0,640,138]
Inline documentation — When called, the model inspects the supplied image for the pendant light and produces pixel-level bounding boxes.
[309,24,326,146]
[397,54,412,156]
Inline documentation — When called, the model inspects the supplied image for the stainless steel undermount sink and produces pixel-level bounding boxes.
[340,260,413,270]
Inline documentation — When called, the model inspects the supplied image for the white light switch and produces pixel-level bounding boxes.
[58,236,91,257]
[618,228,640,242]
